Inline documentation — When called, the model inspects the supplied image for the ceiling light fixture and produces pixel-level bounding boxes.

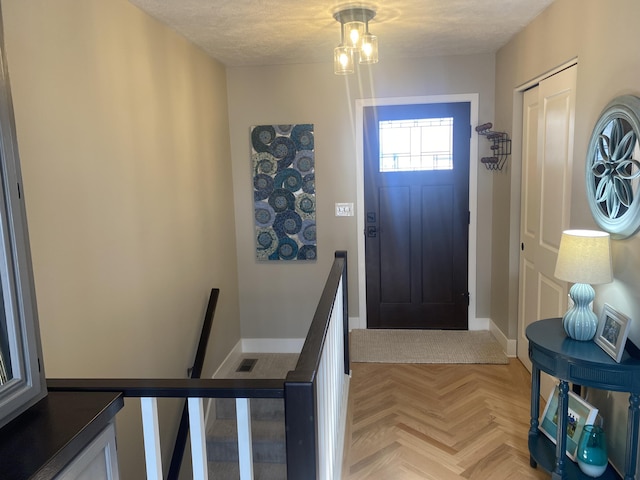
[333,6,378,75]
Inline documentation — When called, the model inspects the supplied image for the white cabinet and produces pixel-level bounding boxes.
[56,424,120,480]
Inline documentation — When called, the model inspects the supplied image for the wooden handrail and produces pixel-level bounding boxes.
[47,377,285,398]
[286,251,348,381]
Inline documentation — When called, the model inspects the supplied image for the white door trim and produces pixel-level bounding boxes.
[354,94,479,330]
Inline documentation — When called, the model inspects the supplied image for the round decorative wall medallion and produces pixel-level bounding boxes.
[586,95,640,239]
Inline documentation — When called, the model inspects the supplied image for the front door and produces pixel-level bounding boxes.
[364,102,470,329]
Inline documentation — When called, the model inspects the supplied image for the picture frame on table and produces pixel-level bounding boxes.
[595,304,631,363]
[539,385,599,461]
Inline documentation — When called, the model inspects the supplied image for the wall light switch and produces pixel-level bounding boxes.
[335,203,354,217]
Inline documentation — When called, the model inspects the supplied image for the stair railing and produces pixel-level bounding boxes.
[285,250,350,480]
[47,250,350,480]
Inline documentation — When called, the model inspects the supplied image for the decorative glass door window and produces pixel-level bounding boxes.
[379,117,453,172]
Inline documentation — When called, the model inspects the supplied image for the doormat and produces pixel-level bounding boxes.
[350,329,508,364]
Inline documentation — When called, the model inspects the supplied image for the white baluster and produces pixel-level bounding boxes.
[236,398,254,480]
[140,397,163,480]
[188,397,209,480]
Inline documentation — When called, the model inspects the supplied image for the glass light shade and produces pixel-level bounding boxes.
[344,21,365,49]
[554,230,613,341]
[359,33,378,64]
[334,45,354,75]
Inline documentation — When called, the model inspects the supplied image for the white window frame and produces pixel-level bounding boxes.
[0,6,47,429]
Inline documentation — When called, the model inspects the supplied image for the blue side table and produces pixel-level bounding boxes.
[526,318,640,480]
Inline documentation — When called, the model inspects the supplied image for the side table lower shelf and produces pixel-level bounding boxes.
[529,433,621,480]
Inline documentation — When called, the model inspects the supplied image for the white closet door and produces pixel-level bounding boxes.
[517,65,577,375]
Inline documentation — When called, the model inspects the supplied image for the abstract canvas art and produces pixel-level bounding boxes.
[251,124,316,261]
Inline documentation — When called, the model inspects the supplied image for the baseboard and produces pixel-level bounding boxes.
[469,317,490,331]
[489,320,517,357]
[351,316,490,331]
[241,338,305,353]
[207,339,244,425]
[211,340,243,378]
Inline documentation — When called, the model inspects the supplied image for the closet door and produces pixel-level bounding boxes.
[517,65,577,371]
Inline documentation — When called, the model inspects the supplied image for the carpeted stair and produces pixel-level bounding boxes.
[206,395,287,479]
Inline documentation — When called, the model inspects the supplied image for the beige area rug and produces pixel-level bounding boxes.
[350,329,508,364]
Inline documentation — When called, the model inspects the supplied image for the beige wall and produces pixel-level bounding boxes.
[1,0,240,478]
[494,0,640,471]
[227,54,496,339]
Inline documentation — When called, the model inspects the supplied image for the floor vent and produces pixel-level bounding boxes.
[236,358,257,373]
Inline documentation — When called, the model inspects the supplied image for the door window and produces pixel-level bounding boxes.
[379,117,453,172]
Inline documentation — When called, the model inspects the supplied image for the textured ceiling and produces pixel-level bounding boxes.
[128,0,555,67]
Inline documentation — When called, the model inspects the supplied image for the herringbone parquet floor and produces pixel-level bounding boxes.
[342,359,550,480]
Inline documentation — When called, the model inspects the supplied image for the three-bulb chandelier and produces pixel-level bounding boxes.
[333,5,379,75]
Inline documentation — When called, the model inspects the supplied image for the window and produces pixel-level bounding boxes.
[379,117,453,172]
[0,13,46,429]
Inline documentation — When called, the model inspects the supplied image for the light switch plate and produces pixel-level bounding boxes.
[335,203,354,217]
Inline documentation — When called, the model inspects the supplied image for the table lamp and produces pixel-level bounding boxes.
[554,230,613,341]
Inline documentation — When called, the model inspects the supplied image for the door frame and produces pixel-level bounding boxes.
[354,94,479,330]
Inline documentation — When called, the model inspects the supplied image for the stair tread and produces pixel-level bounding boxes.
[207,418,285,442]
[206,417,286,463]
[215,398,284,421]
[208,461,287,479]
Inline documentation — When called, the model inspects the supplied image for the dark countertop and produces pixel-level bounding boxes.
[0,391,123,480]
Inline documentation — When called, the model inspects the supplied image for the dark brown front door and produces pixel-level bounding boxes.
[364,102,470,329]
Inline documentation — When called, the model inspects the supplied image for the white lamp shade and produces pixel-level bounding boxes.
[554,229,613,285]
